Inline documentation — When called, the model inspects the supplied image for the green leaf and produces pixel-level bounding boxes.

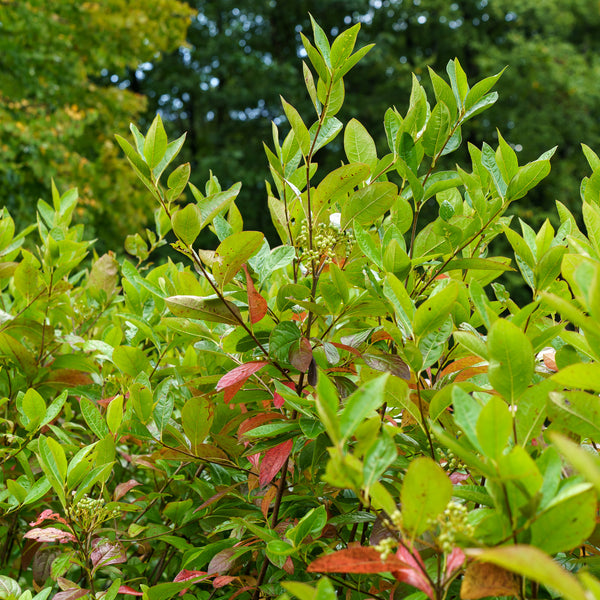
[383,273,414,337]
[37,435,66,506]
[446,58,469,106]
[487,318,534,403]
[476,396,512,459]
[212,231,264,289]
[310,15,331,67]
[106,394,123,435]
[401,456,452,537]
[190,182,241,230]
[423,102,451,157]
[353,222,382,268]
[143,114,168,169]
[112,346,151,378]
[452,386,484,454]
[165,295,242,325]
[506,160,551,202]
[428,67,457,121]
[330,23,360,68]
[339,374,389,442]
[269,321,301,365]
[341,182,397,229]
[464,68,506,111]
[182,397,213,452]
[80,397,110,439]
[551,432,600,495]
[413,281,458,339]
[548,390,600,441]
[344,118,377,167]
[466,546,587,600]
[303,61,319,112]
[530,483,596,554]
[314,163,370,220]
[316,371,341,444]
[153,133,186,182]
[281,97,311,156]
[172,204,201,246]
[363,434,396,490]
[21,388,46,431]
[287,506,327,546]
[552,362,600,393]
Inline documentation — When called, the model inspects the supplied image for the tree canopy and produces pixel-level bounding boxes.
[133,0,600,238]
[0,0,193,247]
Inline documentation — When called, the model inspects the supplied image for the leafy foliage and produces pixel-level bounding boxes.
[0,0,193,248]
[4,17,600,600]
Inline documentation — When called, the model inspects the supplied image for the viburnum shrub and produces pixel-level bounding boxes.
[4,17,600,600]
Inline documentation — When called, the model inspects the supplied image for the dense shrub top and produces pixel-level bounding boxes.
[3,18,600,600]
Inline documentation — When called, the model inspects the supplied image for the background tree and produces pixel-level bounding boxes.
[134,0,600,240]
[0,0,193,248]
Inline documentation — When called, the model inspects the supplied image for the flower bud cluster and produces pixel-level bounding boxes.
[434,501,473,553]
[68,494,121,532]
[373,536,397,561]
[296,222,353,269]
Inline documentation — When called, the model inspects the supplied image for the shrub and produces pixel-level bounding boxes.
[2,17,600,600]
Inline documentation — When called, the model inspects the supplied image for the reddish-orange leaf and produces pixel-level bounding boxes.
[371,330,393,343]
[173,570,210,583]
[217,361,265,404]
[307,547,410,574]
[113,479,141,501]
[217,361,265,391]
[29,509,68,527]
[118,586,143,596]
[24,527,76,543]
[259,439,293,488]
[213,575,236,588]
[329,341,362,357]
[243,264,268,324]
[445,547,465,580]
[392,545,434,600]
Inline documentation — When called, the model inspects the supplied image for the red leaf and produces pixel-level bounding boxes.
[213,575,236,588]
[24,528,77,544]
[113,479,141,501]
[290,337,313,373]
[450,472,470,484]
[217,361,265,404]
[307,547,410,574]
[90,538,126,570]
[52,588,89,600]
[445,547,466,580]
[247,453,260,468]
[392,546,435,600]
[329,342,362,357]
[29,509,68,527]
[118,586,144,596]
[273,381,295,409]
[243,265,268,324]
[283,556,295,575]
[259,439,293,488]
[173,570,210,583]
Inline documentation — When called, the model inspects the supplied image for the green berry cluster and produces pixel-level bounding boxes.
[373,536,397,561]
[296,222,353,268]
[435,501,473,553]
[445,451,465,472]
[68,494,121,533]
